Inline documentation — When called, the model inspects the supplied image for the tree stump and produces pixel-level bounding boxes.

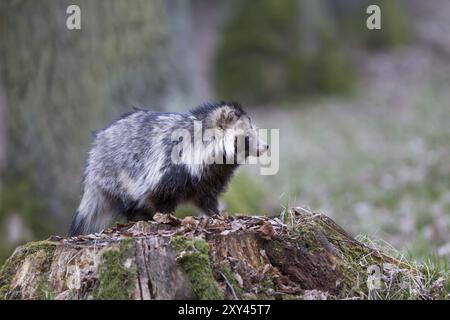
[0,209,448,300]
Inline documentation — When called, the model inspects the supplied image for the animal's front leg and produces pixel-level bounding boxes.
[153,199,177,214]
[194,196,219,216]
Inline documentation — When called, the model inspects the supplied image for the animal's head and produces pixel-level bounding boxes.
[192,102,269,163]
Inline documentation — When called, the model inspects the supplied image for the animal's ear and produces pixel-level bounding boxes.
[218,110,239,128]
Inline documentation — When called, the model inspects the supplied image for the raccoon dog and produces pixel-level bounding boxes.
[68,101,269,236]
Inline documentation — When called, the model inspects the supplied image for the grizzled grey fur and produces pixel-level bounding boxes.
[69,101,268,236]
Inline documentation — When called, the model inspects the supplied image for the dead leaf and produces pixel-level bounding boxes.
[231,220,244,231]
[181,216,198,230]
[199,217,210,229]
[220,229,232,236]
[153,213,181,226]
[258,221,275,240]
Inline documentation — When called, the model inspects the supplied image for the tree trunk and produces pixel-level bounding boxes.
[0,0,188,232]
[0,209,447,300]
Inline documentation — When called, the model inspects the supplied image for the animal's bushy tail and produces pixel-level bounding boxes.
[68,210,88,237]
[68,186,115,237]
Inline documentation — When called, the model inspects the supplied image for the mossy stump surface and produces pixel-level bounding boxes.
[0,209,447,300]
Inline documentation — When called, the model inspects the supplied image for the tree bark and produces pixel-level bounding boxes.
[0,209,447,300]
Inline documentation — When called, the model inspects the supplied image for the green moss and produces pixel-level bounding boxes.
[171,236,224,300]
[298,229,323,252]
[260,278,275,292]
[0,240,57,299]
[283,215,391,298]
[93,239,136,300]
[314,227,383,296]
[219,265,242,299]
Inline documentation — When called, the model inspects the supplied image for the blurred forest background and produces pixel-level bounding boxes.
[1,0,450,266]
